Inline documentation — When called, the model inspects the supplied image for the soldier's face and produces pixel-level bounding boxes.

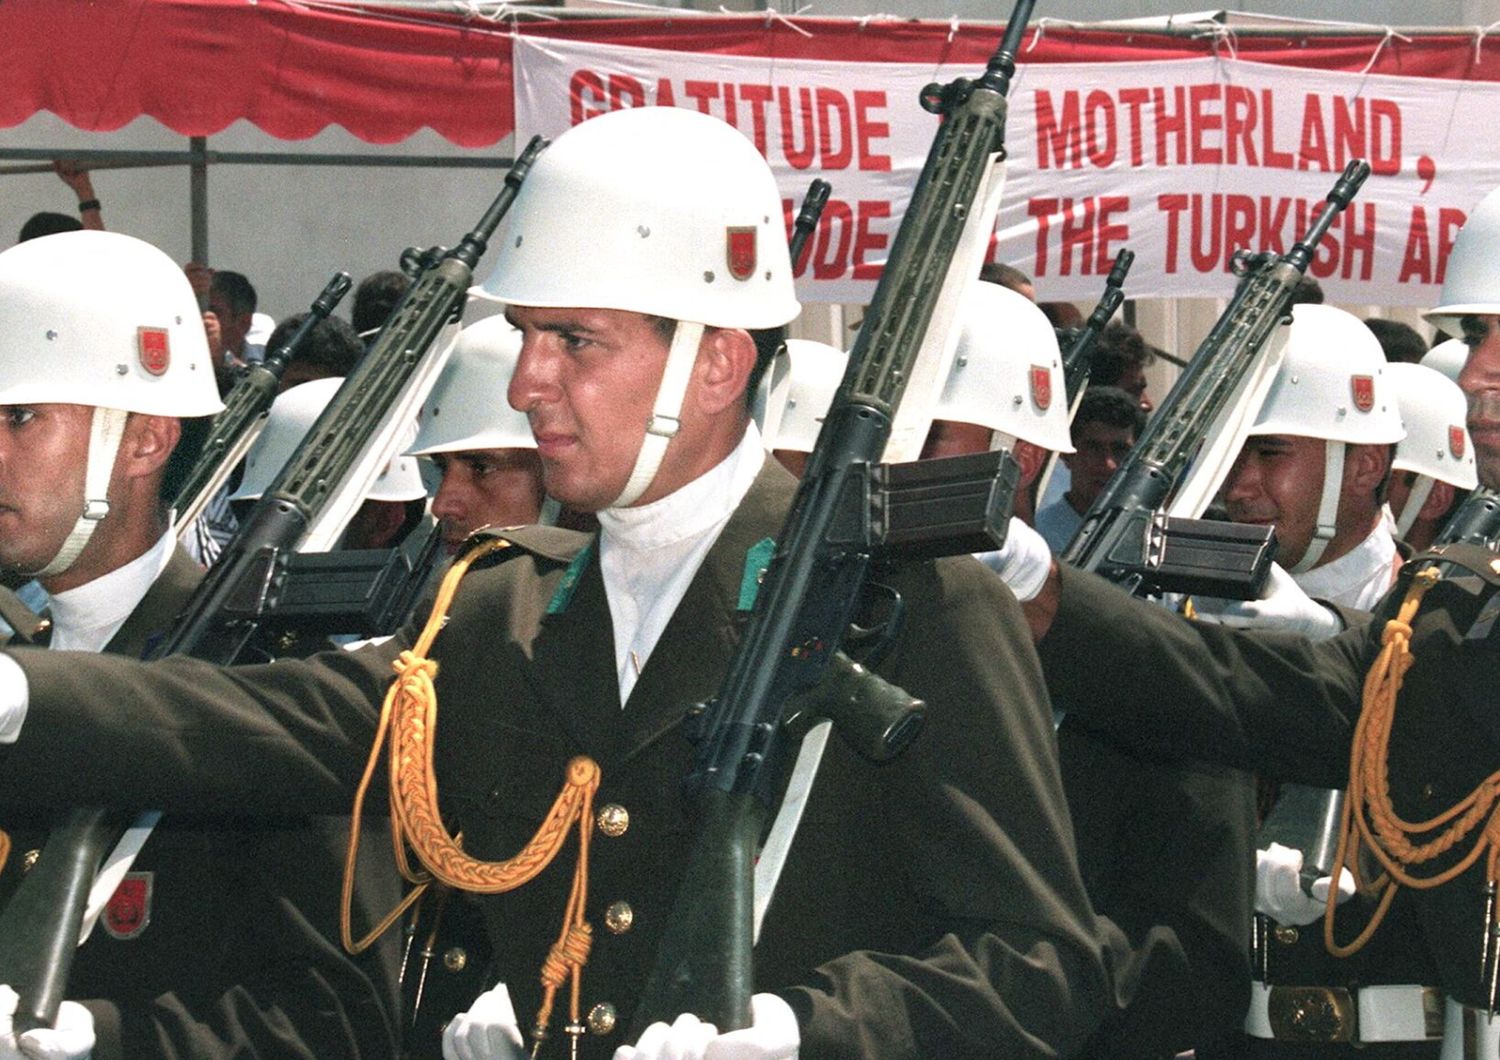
[429,447,545,554]
[506,306,675,512]
[1222,434,1329,568]
[0,403,92,573]
[1062,421,1134,506]
[1458,315,1500,489]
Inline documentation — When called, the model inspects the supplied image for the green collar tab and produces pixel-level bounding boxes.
[738,537,776,612]
[546,539,597,615]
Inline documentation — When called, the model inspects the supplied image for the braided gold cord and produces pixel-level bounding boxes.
[0,828,10,877]
[1327,566,1500,957]
[341,535,603,1042]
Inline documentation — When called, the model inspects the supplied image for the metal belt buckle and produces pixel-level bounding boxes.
[1267,985,1356,1042]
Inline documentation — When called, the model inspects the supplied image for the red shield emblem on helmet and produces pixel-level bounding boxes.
[103,872,152,940]
[1350,374,1375,413]
[726,227,757,281]
[137,327,170,376]
[1030,365,1053,411]
[1451,425,1467,460]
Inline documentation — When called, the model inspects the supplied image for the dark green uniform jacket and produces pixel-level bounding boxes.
[1037,547,1500,1011]
[2,463,1141,1058]
[0,546,402,1060]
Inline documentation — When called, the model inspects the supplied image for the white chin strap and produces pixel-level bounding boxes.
[1292,440,1345,574]
[609,321,706,509]
[33,407,129,579]
[1394,474,1436,540]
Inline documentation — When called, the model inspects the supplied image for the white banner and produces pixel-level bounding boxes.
[512,34,1500,307]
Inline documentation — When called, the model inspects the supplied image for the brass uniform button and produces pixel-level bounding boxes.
[596,804,630,838]
[443,947,468,973]
[587,1002,618,1036]
[21,849,40,873]
[604,901,634,935]
[1273,925,1299,946]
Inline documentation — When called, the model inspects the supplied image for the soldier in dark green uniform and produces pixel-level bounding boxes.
[1022,185,1500,1060]
[0,108,1149,1059]
[0,231,403,1060]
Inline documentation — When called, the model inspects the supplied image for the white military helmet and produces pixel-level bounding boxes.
[1425,186,1500,338]
[482,107,798,329]
[942,283,1075,454]
[1386,362,1477,537]
[0,230,224,576]
[1247,304,1405,572]
[232,378,426,505]
[408,317,535,456]
[1420,337,1468,384]
[481,107,799,508]
[0,230,221,416]
[759,340,848,454]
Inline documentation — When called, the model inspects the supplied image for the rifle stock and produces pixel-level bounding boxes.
[631,0,1036,1035]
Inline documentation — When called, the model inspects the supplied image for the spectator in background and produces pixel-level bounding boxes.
[1290,275,1324,305]
[1091,322,1156,413]
[269,312,366,392]
[979,260,1035,301]
[1034,386,1145,551]
[207,270,261,368]
[1039,300,1085,329]
[17,162,104,242]
[352,270,411,347]
[1365,317,1428,364]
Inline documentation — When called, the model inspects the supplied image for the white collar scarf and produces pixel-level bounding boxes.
[1293,519,1399,612]
[596,424,765,704]
[43,528,178,653]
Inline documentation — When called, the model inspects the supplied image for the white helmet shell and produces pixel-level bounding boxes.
[761,340,848,454]
[408,317,535,456]
[1387,362,1478,489]
[1426,186,1500,338]
[481,107,799,330]
[0,231,222,417]
[232,378,427,504]
[1420,338,1468,384]
[1250,305,1405,446]
[941,283,1075,453]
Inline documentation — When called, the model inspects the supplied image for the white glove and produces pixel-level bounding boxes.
[1189,563,1342,641]
[1255,842,1356,927]
[976,517,1053,603]
[614,994,799,1060]
[0,986,94,1060]
[442,982,526,1060]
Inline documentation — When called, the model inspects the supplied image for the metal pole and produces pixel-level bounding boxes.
[190,135,208,265]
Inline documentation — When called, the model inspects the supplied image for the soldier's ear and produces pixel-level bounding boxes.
[693,327,757,417]
[1345,442,1392,500]
[1420,479,1456,521]
[118,414,181,481]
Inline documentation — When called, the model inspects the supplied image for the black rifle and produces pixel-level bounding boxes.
[153,136,544,666]
[1060,161,1370,599]
[0,138,545,1034]
[172,272,352,531]
[1059,248,1133,408]
[788,178,831,274]
[631,0,1036,1035]
[1431,486,1500,549]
